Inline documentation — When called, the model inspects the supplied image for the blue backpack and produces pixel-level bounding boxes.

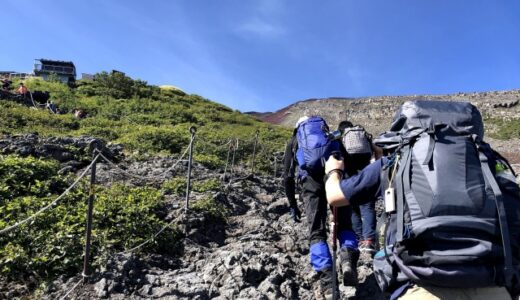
[295,116,341,178]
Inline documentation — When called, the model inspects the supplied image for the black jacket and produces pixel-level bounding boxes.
[283,135,298,208]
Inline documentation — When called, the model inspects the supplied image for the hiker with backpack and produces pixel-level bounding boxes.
[338,120,378,254]
[324,100,520,299]
[283,116,360,299]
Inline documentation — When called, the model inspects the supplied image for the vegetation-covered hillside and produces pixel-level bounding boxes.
[0,73,291,297]
[1,72,291,170]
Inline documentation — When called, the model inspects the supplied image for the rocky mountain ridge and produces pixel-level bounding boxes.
[250,89,520,168]
[252,89,520,132]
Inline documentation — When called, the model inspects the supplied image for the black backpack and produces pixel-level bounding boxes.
[373,100,520,296]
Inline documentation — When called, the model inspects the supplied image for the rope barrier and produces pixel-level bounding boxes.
[0,127,290,297]
[58,277,83,300]
[213,139,233,149]
[0,154,100,235]
[95,140,192,181]
[27,91,47,109]
[117,214,184,255]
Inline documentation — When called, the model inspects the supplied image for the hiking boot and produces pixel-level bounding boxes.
[315,268,340,300]
[340,248,359,286]
[359,239,376,255]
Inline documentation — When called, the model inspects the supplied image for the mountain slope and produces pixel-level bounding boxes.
[252,90,520,169]
[254,90,520,135]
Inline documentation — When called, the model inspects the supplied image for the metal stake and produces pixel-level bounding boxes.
[251,130,259,175]
[82,141,99,283]
[185,126,196,213]
[230,138,238,179]
[273,155,278,177]
[223,139,232,181]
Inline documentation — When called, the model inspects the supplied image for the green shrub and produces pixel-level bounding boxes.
[116,126,189,155]
[191,196,229,222]
[193,178,222,193]
[161,177,222,195]
[0,155,64,200]
[0,156,182,280]
[194,153,223,169]
[486,117,520,140]
[161,177,187,195]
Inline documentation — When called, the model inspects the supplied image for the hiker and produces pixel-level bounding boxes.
[16,82,32,106]
[283,116,359,299]
[338,120,377,254]
[283,133,301,222]
[17,82,28,96]
[1,76,12,90]
[324,100,520,300]
[74,109,86,119]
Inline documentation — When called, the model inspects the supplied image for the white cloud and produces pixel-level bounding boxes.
[237,18,286,38]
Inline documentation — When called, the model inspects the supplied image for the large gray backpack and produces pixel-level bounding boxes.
[373,100,520,296]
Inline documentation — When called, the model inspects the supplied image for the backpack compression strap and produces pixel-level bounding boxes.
[478,148,514,288]
[395,146,412,242]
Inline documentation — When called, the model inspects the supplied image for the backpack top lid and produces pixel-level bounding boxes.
[390,100,484,138]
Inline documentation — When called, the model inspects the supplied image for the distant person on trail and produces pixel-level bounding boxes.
[283,133,301,222]
[338,121,377,255]
[324,100,520,300]
[17,82,28,95]
[16,82,31,106]
[1,76,12,90]
[283,116,359,299]
[74,109,86,119]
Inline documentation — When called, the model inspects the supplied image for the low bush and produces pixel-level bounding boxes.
[486,117,520,140]
[0,155,181,280]
[191,196,229,222]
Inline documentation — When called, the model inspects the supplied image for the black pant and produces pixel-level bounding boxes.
[301,175,352,245]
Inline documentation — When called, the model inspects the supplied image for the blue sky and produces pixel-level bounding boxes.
[1,0,520,112]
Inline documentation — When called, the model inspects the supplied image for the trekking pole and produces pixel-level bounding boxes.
[82,141,99,283]
[331,206,339,300]
[251,130,260,175]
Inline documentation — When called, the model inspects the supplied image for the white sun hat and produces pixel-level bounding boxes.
[295,116,309,128]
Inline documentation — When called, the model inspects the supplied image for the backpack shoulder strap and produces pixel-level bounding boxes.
[395,146,412,242]
[478,145,514,288]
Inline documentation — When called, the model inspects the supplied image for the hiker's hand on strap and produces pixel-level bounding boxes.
[325,154,344,174]
[325,156,349,207]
